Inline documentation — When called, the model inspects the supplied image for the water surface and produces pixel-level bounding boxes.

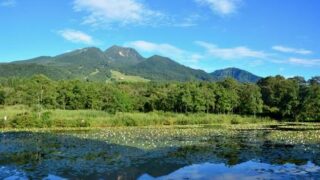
[1,124,320,179]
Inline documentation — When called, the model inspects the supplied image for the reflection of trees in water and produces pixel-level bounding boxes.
[0,132,145,179]
[161,129,320,167]
[0,130,320,179]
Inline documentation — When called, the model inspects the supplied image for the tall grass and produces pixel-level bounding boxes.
[0,105,275,129]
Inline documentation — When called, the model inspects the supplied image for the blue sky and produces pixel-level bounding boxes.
[0,0,319,79]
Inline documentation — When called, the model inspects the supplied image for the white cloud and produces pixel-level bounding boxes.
[126,40,204,64]
[288,58,320,66]
[195,0,241,15]
[190,54,205,63]
[272,45,312,55]
[127,41,184,56]
[196,41,266,59]
[58,29,94,45]
[0,0,16,7]
[73,0,164,27]
[175,14,201,27]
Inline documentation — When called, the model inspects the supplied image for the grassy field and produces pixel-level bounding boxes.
[108,70,150,83]
[0,105,277,129]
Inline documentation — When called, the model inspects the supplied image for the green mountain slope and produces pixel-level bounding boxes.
[13,56,53,64]
[124,55,213,81]
[10,47,112,81]
[0,46,262,83]
[0,63,72,80]
[51,47,111,81]
[210,67,261,83]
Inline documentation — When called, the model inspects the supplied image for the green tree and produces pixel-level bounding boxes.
[298,84,320,121]
[100,85,133,113]
[56,81,74,110]
[143,85,160,112]
[0,89,5,105]
[23,75,57,109]
[165,84,180,112]
[215,79,240,114]
[201,83,216,113]
[238,84,263,116]
[69,83,86,110]
[258,76,299,119]
[309,76,320,85]
[83,83,103,110]
[175,84,194,113]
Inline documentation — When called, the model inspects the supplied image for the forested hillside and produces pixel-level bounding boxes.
[0,75,319,121]
[123,55,212,81]
[211,67,261,83]
[0,46,261,82]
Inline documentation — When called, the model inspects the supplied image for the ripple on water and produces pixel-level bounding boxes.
[0,166,28,180]
[0,166,66,180]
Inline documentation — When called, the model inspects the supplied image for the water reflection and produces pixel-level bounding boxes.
[0,127,320,179]
[139,161,320,180]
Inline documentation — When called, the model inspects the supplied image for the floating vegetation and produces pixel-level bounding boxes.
[1,123,320,179]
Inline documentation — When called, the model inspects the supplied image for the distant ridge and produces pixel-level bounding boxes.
[211,67,262,83]
[0,45,261,83]
[123,55,212,81]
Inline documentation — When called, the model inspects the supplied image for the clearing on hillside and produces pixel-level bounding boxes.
[108,70,150,83]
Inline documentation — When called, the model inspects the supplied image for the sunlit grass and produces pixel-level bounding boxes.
[109,70,150,83]
[0,106,276,128]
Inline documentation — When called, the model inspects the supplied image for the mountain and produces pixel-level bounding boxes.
[210,68,262,83]
[124,55,213,81]
[0,63,72,80]
[7,47,111,81]
[105,45,145,69]
[0,45,261,83]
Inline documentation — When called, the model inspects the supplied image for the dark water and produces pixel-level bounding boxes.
[0,126,320,179]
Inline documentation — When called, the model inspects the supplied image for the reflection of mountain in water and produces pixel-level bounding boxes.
[139,161,320,180]
[0,130,320,179]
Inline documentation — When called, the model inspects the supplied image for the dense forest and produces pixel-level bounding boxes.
[0,75,319,122]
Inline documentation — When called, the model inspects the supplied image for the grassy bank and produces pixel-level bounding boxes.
[0,106,275,129]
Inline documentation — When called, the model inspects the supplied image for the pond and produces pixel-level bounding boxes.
[1,124,320,179]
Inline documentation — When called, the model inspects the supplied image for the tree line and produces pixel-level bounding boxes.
[0,75,319,121]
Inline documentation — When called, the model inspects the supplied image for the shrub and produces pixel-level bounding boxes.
[0,117,7,128]
[120,116,137,126]
[76,119,91,127]
[231,117,240,124]
[10,112,38,128]
[40,111,53,127]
